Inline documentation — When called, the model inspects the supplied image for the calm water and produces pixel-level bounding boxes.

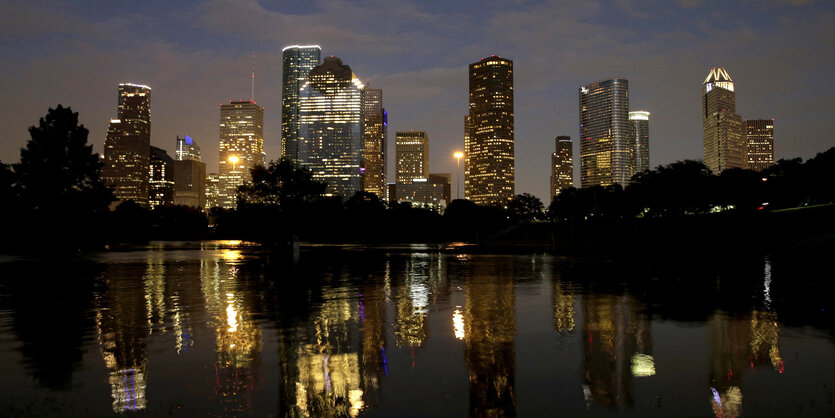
[0,241,833,417]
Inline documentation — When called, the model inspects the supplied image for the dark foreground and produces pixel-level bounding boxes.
[0,242,833,417]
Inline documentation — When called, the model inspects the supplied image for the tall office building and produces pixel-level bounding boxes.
[173,135,206,208]
[465,56,515,206]
[396,131,429,183]
[550,136,573,198]
[299,56,365,197]
[745,119,775,172]
[205,174,220,209]
[362,89,387,198]
[579,78,631,187]
[218,100,264,209]
[629,111,650,173]
[702,67,744,174]
[148,146,174,209]
[175,135,201,161]
[102,83,152,207]
[281,45,322,164]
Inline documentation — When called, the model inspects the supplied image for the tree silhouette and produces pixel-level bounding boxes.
[508,193,545,222]
[10,105,113,247]
[14,105,113,214]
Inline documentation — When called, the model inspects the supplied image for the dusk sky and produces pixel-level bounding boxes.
[1,0,833,201]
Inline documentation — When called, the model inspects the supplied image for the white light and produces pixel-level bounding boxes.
[629,111,650,121]
[282,45,322,52]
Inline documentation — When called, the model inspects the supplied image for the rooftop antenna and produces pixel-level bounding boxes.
[250,51,256,102]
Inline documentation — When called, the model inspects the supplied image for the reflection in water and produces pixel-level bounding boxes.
[200,252,262,414]
[96,263,149,412]
[2,245,821,416]
[581,294,653,409]
[708,309,783,418]
[464,258,516,417]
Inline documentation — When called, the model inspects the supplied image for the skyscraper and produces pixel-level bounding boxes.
[218,100,264,209]
[173,136,206,209]
[282,45,321,165]
[629,111,650,173]
[205,174,220,209]
[148,146,174,209]
[396,131,428,183]
[702,67,745,174]
[362,89,387,198]
[299,56,365,198]
[550,136,573,198]
[579,78,631,187]
[745,119,775,172]
[466,56,515,206]
[175,135,201,162]
[102,83,152,207]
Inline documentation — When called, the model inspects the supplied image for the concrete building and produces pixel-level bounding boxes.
[102,83,152,207]
[550,136,573,198]
[465,56,515,205]
[148,146,174,209]
[745,119,775,172]
[218,100,264,209]
[396,131,429,183]
[702,67,744,173]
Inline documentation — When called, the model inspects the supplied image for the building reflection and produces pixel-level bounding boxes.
[464,258,516,417]
[553,280,576,334]
[708,310,782,418]
[581,294,653,409]
[394,254,432,350]
[96,263,150,412]
[200,251,262,415]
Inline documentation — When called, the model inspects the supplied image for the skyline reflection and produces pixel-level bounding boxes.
[0,245,828,416]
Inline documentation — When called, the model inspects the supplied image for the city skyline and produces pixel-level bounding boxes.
[1,1,833,203]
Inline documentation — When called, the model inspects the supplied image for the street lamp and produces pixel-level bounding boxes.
[454,152,464,199]
[228,155,239,171]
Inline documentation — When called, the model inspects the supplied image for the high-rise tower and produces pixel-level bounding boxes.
[579,78,631,187]
[702,67,744,173]
[550,136,573,198]
[103,83,152,207]
[282,45,322,165]
[362,89,387,198]
[466,56,515,206]
[395,131,429,183]
[299,56,365,198]
[218,100,264,209]
[745,119,775,172]
[175,135,201,162]
[629,111,650,173]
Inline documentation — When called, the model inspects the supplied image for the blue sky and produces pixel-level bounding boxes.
[1,0,833,201]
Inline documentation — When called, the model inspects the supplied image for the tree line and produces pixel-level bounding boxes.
[2,106,833,250]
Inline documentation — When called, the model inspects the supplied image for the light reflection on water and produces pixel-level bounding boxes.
[0,242,832,416]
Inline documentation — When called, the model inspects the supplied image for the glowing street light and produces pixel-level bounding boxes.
[228,155,239,171]
[454,152,464,199]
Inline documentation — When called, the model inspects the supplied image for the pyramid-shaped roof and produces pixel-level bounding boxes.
[704,67,733,84]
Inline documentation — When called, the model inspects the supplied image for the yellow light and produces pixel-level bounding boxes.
[454,152,464,159]
[228,155,239,164]
[452,309,465,340]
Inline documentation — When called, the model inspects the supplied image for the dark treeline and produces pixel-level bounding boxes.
[2,106,833,251]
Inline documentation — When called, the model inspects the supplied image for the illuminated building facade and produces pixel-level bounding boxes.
[218,100,264,209]
[396,131,428,183]
[102,83,152,207]
[579,78,632,187]
[702,67,745,173]
[299,56,365,197]
[745,119,775,172]
[282,45,321,164]
[175,135,201,162]
[205,173,220,209]
[362,88,387,198]
[388,180,447,212]
[466,56,515,206]
[172,160,206,209]
[148,146,174,209]
[629,111,650,173]
[428,173,452,203]
[550,136,573,198]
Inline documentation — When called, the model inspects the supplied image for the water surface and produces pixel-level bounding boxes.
[0,242,832,416]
